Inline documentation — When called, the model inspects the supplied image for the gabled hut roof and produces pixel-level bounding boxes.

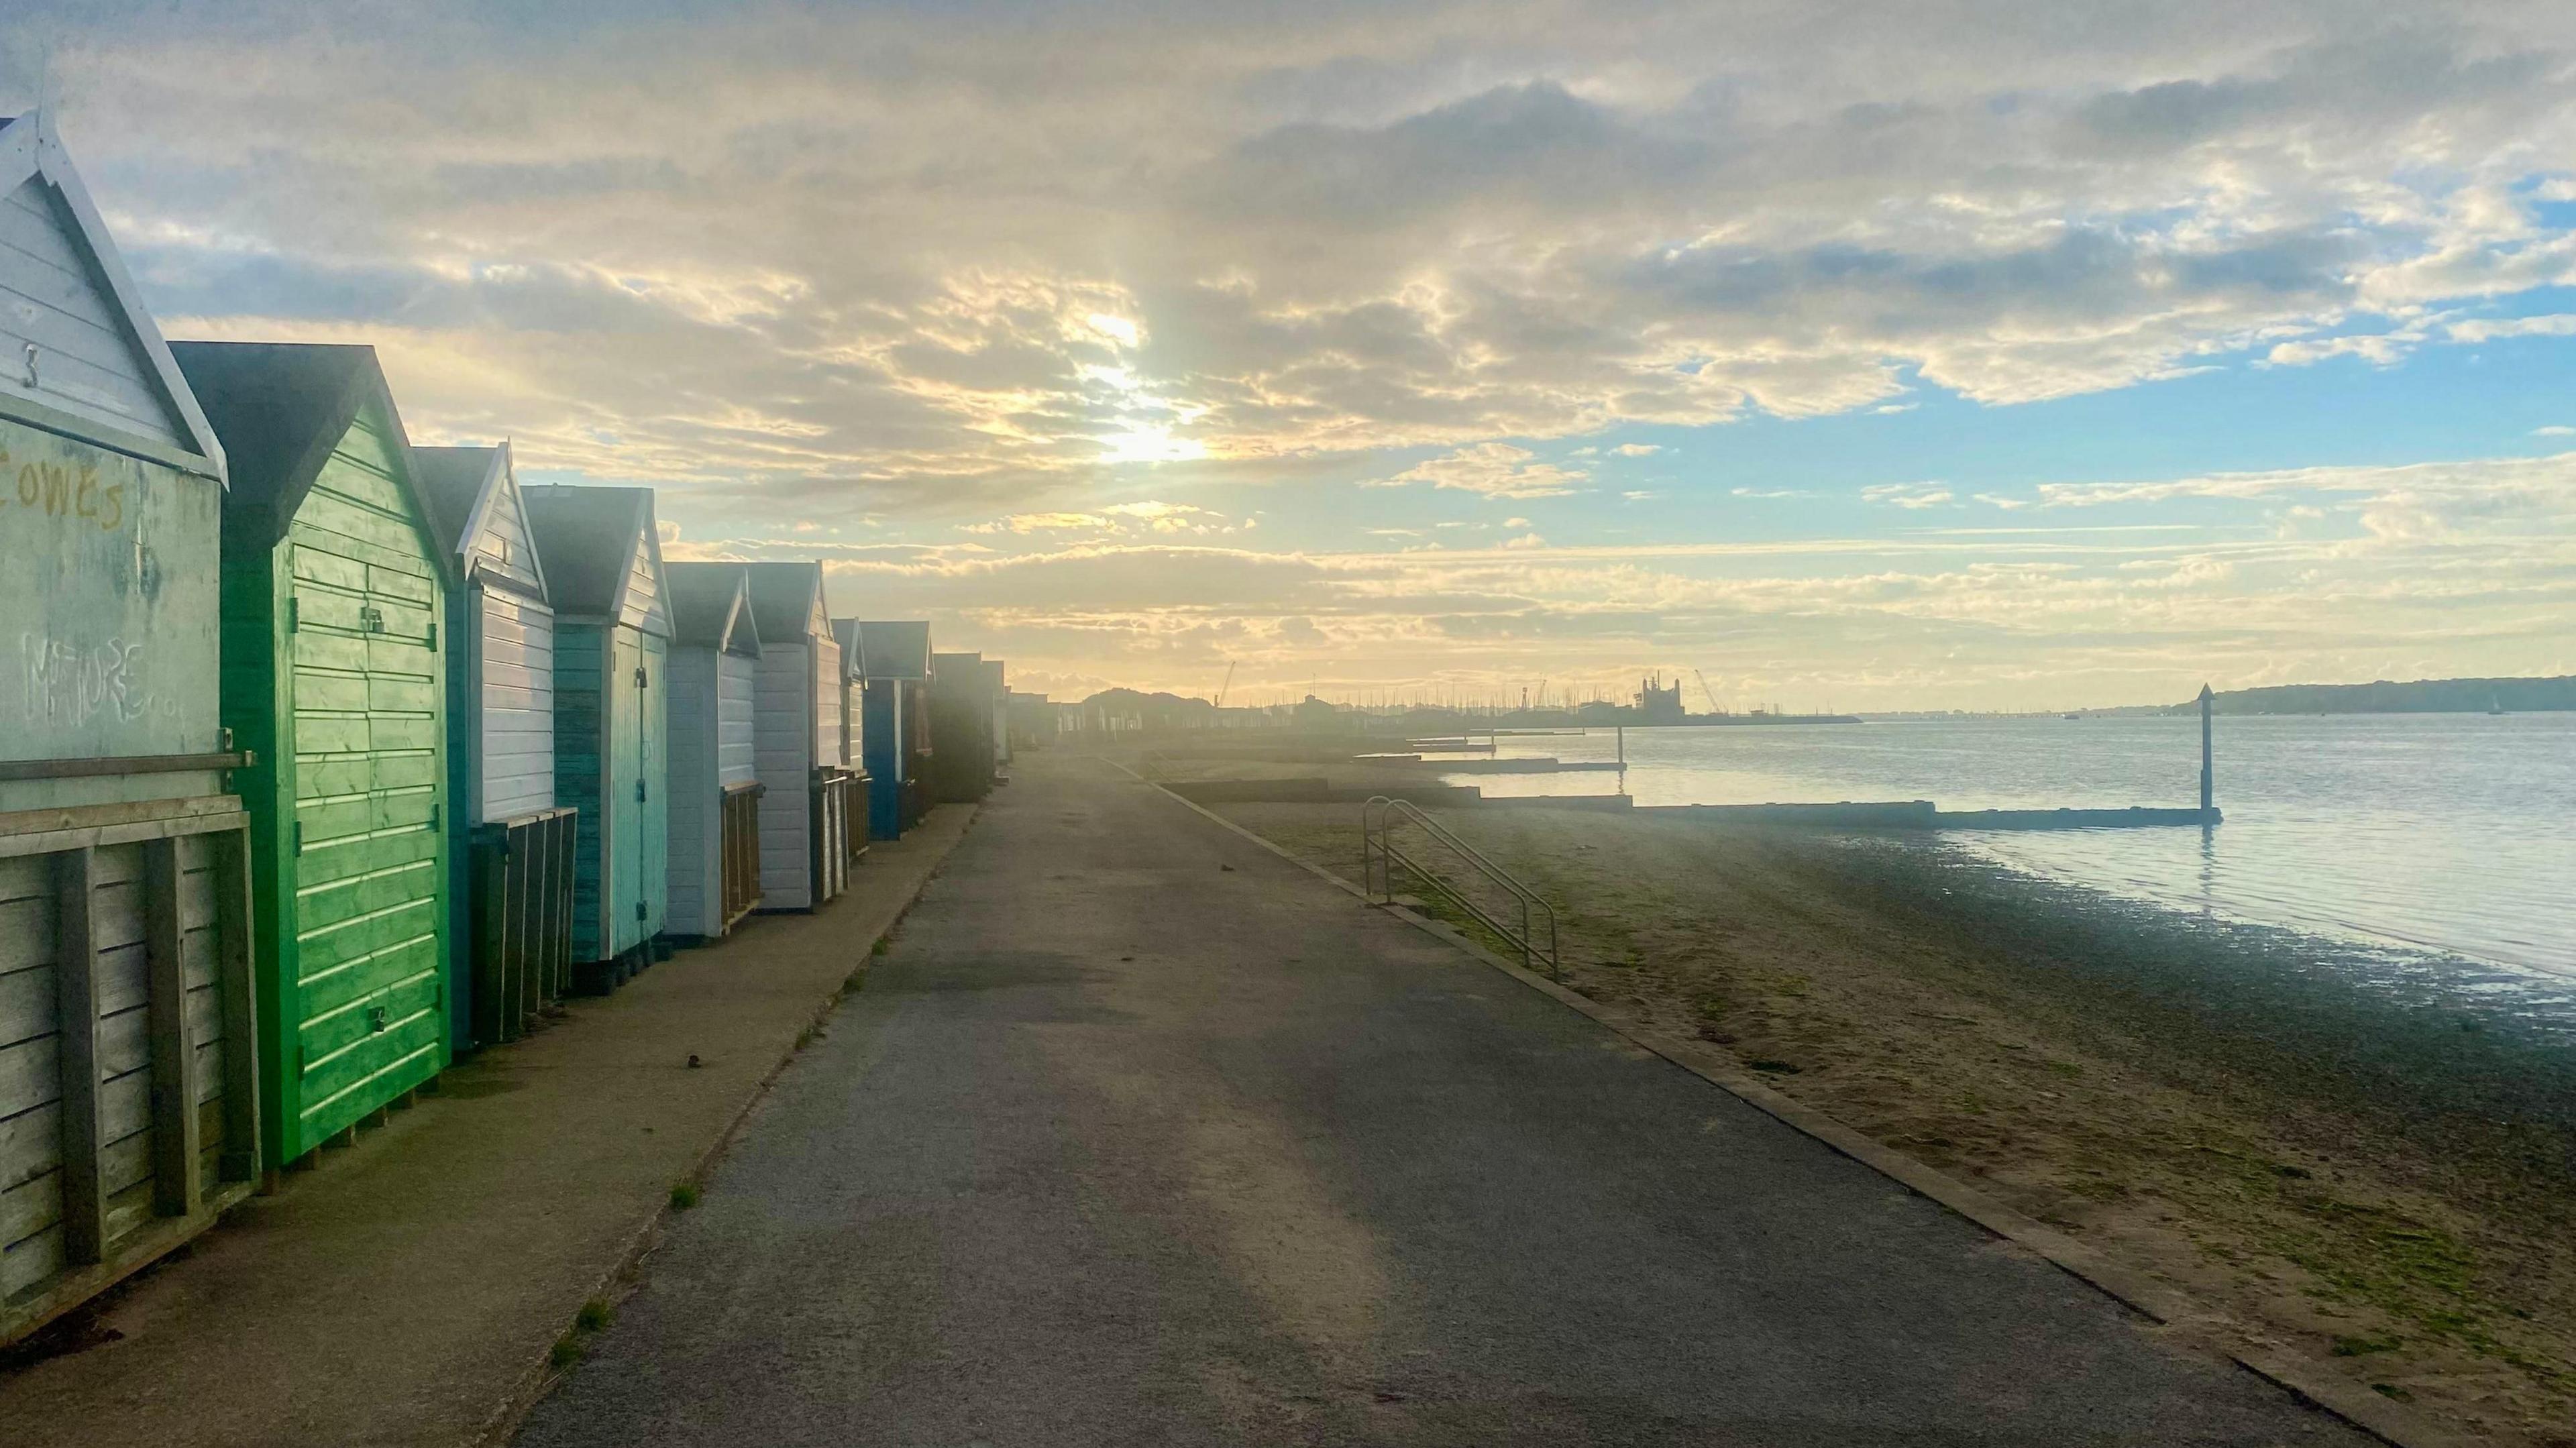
[741,561,828,645]
[831,619,865,678]
[858,622,932,681]
[665,561,762,657]
[521,485,670,634]
[169,341,438,565]
[412,442,549,600]
[0,110,225,481]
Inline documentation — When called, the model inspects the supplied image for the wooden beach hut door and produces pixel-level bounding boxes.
[639,634,667,941]
[280,474,447,1156]
[612,628,647,950]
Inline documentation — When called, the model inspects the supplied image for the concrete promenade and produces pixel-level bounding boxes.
[0,805,977,1448]
[515,755,2371,1447]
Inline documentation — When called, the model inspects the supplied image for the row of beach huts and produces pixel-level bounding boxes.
[0,111,1019,1343]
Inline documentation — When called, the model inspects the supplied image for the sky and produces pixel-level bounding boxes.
[9,1,2576,710]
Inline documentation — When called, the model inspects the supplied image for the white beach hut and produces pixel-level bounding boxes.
[661,564,764,939]
[741,563,854,910]
[415,442,574,1046]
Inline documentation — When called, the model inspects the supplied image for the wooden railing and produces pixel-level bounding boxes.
[466,807,578,1048]
[810,768,863,905]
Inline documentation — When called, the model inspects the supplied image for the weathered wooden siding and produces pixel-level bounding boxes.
[465,466,543,598]
[813,636,843,769]
[716,652,757,787]
[476,590,554,822]
[0,839,234,1301]
[0,420,224,813]
[616,534,667,636]
[278,408,445,1152]
[550,623,607,962]
[661,647,717,938]
[0,178,180,449]
[752,643,812,909]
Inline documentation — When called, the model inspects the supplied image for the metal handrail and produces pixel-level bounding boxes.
[1362,796,1560,978]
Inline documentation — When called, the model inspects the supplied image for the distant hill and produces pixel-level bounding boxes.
[2180,675,2576,716]
[1077,687,1215,730]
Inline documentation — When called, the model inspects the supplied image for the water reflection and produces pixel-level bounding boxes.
[1440,714,2575,980]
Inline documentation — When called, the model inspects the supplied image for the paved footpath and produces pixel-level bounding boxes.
[515,755,2372,1447]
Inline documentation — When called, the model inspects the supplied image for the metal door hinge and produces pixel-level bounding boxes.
[287,597,300,632]
[635,899,648,922]
[427,621,437,649]
[635,779,647,802]
[292,822,303,855]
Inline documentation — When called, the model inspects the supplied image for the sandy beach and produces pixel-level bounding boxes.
[1175,767,2576,1445]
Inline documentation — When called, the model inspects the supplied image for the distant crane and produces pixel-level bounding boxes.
[1214,661,1236,709]
[1693,668,1724,715]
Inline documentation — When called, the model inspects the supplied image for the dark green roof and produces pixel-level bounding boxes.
[168,341,429,560]
[664,562,761,655]
[741,561,826,645]
[523,485,653,618]
[410,445,500,565]
[857,621,932,679]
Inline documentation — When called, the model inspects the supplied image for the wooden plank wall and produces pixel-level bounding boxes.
[478,591,555,822]
[751,644,812,909]
[279,407,446,1153]
[551,624,605,961]
[661,648,717,938]
[0,176,184,447]
[0,822,254,1313]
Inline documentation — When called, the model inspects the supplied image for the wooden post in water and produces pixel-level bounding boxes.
[2198,683,2214,816]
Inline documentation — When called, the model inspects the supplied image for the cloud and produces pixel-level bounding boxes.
[2536,425,2576,437]
[44,4,2576,536]
[795,442,2576,708]
[965,500,1240,537]
[1609,443,1662,457]
[1974,493,2034,510]
[29,5,2576,705]
[1371,442,1585,498]
[1863,483,1956,509]
[2447,314,2576,345]
[2261,333,2416,368]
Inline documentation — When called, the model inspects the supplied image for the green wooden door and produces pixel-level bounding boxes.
[639,632,669,941]
[280,418,447,1157]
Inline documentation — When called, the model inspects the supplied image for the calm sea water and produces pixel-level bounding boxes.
[1440,715,2575,979]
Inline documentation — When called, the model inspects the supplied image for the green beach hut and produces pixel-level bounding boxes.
[172,341,454,1172]
[522,487,672,991]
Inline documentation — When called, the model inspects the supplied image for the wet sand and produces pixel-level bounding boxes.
[1214,795,2576,1446]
